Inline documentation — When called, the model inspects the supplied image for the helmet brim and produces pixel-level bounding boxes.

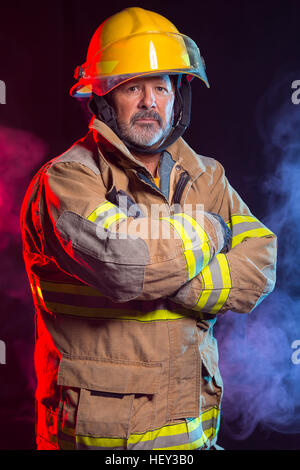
[70,32,209,98]
[70,70,209,99]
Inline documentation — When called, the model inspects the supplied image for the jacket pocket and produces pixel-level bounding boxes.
[201,360,223,408]
[197,322,223,409]
[57,356,162,448]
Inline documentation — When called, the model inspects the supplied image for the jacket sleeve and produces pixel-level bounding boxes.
[170,161,277,314]
[37,160,228,303]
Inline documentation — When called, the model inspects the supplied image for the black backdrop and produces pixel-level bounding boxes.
[0,0,300,451]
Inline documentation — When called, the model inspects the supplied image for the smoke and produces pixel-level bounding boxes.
[215,71,300,441]
[0,126,48,449]
[0,126,48,297]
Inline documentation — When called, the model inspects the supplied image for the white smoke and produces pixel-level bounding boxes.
[215,70,300,442]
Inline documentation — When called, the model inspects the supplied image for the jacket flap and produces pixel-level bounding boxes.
[57,356,162,395]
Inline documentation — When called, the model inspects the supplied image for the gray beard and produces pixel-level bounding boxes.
[117,111,174,148]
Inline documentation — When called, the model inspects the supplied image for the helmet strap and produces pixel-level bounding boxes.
[88,94,118,132]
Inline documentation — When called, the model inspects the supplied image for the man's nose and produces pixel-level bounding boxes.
[138,86,156,109]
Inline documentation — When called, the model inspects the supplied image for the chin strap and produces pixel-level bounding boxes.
[88,75,192,154]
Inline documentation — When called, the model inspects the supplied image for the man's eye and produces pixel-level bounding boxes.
[156,86,168,93]
[127,86,139,93]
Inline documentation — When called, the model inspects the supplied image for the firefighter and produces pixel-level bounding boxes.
[20,7,277,450]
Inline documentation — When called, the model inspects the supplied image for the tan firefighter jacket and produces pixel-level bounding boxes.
[20,117,277,450]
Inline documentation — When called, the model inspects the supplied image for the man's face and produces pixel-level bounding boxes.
[110,75,175,149]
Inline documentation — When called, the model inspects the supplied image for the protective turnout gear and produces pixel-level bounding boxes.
[70,7,208,154]
[20,6,276,451]
[20,117,277,450]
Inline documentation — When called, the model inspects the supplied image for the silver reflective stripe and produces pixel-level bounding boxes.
[127,407,220,450]
[161,212,211,280]
[227,214,274,248]
[195,254,232,314]
[127,430,191,450]
[231,220,262,236]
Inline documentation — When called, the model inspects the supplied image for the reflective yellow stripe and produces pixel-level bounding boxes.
[102,212,127,229]
[194,254,231,314]
[129,406,219,450]
[216,253,231,288]
[196,267,213,310]
[230,214,259,225]
[129,421,188,444]
[31,278,48,310]
[232,227,274,248]
[210,288,231,313]
[87,201,115,222]
[64,408,220,450]
[226,214,274,248]
[36,279,185,322]
[183,250,196,280]
[186,407,218,432]
[76,435,125,448]
[163,218,194,250]
[209,254,231,314]
[184,408,219,450]
[180,213,211,267]
[201,262,214,288]
[161,217,196,279]
[36,285,44,301]
[43,301,185,322]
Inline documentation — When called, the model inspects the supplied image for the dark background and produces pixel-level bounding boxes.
[0,0,299,451]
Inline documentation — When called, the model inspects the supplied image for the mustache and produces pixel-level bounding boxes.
[131,111,163,127]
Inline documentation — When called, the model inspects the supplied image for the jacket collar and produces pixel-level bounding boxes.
[89,117,206,181]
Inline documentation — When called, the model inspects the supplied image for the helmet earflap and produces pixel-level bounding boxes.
[88,93,118,132]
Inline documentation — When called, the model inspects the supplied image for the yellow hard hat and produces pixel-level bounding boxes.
[70,7,209,98]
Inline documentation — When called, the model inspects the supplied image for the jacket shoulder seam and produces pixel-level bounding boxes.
[46,159,100,176]
[47,136,100,175]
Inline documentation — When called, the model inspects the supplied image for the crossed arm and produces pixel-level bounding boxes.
[35,159,276,314]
